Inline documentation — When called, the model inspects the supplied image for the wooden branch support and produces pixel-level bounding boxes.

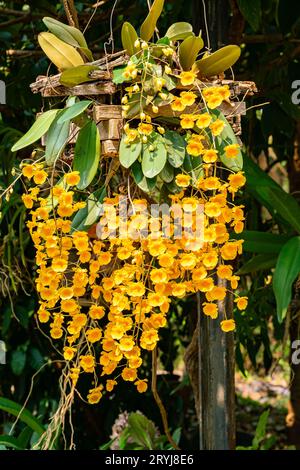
[198,281,235,449]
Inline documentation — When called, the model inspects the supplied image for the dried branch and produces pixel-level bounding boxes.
[62,0,79,28]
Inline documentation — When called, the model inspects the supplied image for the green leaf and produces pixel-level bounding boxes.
[165,22,194,41]
[273,236,300,322]
[142,134,167,178]
[60,66,98,87]
[119,134,142,168]
[0,397,45,436]
[28,347,44,370]
[137,175,157,193]
[132,162,157,193]
[0,435,24,450]
[18,427,34,449]
[112,66,127,84]
[183,153,203,180]
[85,186,106,226]
[127,413,156,450]
[237,0,261,32]
[140,0,165,42]
[57,100,92,124]
[43,17,88,49]
[244,154,300,233]
[79,47,94,62]
[156,36,170,45]
[159,160,174,182]
[252,409,269,449]
[73,120,100,190]
[179,35,204,71]
[164,130,186,168]
[45,111,70,164]
[212,109,243,171]
[11,349,26,376]
[131,160,144,184]
[121,22,139,56]
[11,110,59,152]
[71,186,106,232]
[232,230,290,254]
[237,253,278,274]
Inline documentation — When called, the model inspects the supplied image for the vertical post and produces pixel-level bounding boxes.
[198,286,235,449]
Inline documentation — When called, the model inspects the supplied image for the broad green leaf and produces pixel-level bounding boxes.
[112,66,127,84]
[179,35,204,71]
[142,134,167,178]
[237,253,278,274]
[73,121,100,190]
[45,111,70,164]
[232,230,290,254]
[140,0,165,42]
[43,17,88,49]
[212,109,243,171]
[11,349,26,376]
[132,162,157,193]
[165,22,194,41]
[159,160,174,183]
[121,22,139,56]
[119,134,142,168]
[11,110,59,152]
[71,186,106,232]
[60,66,98,87]
[0,397,45,436]
[57,100,92,124]
[195,45,241,77]
[237,0,262,32]
[273,236,300,322]
[244,153,300,233]
[164,130,186,168]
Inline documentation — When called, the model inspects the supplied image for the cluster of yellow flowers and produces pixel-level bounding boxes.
[21,154,247,405]
[20,53,248,405]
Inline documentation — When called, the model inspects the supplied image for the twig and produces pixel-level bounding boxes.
[151,347,180,450]
[63,0,79,28]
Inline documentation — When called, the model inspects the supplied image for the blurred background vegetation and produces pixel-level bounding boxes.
[0,0,300,450]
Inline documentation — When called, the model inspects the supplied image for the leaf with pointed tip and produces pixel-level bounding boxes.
[57,100,92,124]
[179,35,204,70]
[11,110,59,152]
[140,0,165,42]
